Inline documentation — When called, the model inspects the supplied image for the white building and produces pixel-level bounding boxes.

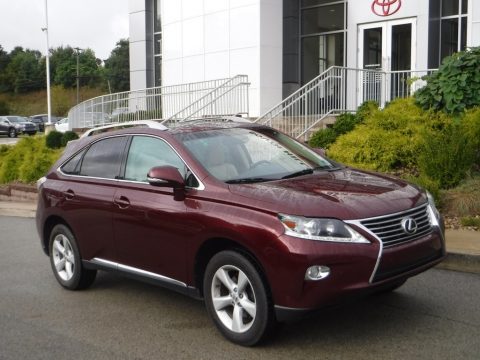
[129,0,480,117]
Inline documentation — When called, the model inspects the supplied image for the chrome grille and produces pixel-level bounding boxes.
[360,204,432,248]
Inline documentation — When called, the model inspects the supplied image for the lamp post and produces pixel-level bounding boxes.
[42,0,52,125]
[74,47,82,104]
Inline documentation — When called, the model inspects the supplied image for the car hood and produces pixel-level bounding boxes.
[228,168,426,220]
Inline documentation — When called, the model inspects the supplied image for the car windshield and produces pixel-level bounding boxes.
[176,127,338,183]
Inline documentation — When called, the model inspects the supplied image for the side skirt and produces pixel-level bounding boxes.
[83,258,202,300]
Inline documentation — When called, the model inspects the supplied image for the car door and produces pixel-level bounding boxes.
[58,135,128,261]
[112,135,191,284]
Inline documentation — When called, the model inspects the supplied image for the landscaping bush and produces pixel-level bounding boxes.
[415,47,480,114]
[46,130,64,149]
[441,176,480,217]
[0,137,62,184]
[418,120,477,189]
[309,101,378,149]
[309,127,337,149]
[61,131,79,147]
[327,98,427,171]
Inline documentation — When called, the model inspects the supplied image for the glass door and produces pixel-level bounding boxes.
[358,19,416,106]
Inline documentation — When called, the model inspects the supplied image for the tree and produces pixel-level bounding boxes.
[2,48,44,93]
[0,45,11,92]
[50,46,102,88]
[104,39,130,92]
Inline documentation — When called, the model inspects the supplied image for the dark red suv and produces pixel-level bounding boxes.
[36,119,445,345]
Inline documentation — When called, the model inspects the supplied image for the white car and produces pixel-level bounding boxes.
[54,118,69,133]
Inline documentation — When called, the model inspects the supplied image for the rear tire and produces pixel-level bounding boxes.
[49,224,96,290]
[204,250,274,346]
[8,128,16,138]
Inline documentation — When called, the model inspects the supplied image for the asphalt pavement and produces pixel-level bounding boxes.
[0,136,20,145]
[1,216,479,359]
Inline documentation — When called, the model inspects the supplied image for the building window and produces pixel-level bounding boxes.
[300,0,346,84]
[153,0,162,87]
[429,0,468,68]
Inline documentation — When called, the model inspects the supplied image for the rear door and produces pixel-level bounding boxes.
[57,135,128,261]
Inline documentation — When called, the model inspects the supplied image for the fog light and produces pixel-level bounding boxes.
[305,265,330,281]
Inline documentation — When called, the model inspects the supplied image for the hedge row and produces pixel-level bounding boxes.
[0,137,62,184]
[323,98,480,193]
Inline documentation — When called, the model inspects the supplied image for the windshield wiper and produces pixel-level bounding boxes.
[225,177,272,184]
[281,168,314,179]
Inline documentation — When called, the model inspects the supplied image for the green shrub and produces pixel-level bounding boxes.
[309,127,337,149]
[328,98,427,171]
[46,130,64,149]
[61,131,79,147]
[355,101,379,122]
[460,216,480,228]
[418,121,477,189]
[0,137,62,184]
[309,103,375,149]
[415,47,480,114]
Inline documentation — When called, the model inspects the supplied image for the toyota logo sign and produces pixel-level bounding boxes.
[371,0,402,17]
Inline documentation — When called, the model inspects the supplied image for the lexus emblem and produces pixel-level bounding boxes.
[401,217,417,234]
[371,0,402,17]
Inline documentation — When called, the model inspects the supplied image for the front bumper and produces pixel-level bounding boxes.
[266,226,445,321]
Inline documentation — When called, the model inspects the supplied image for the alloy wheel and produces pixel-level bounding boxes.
[211,265,257,333]
[52,234,76,281]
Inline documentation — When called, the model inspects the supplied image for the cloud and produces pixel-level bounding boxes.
[0,0,129,60]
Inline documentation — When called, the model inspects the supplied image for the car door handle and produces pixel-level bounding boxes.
[63,189,75,200]
[114,196,130,209]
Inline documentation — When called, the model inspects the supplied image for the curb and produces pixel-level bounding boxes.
[436,252,480,275]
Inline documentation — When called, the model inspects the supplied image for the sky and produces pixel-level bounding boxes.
[0,0,129,61]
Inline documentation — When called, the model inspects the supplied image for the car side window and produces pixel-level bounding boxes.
[61,150,85,175]
[124,136,186,182]
[79,136,127,179]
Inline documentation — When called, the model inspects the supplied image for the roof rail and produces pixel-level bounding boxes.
[80,120,168,138]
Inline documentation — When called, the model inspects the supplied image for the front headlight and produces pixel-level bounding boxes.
[279,214,369,243]
[426,191,441,226]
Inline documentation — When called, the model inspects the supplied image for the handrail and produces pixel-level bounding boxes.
[255,66,437,141]
[68,76,250,130]
[164,75,249,123]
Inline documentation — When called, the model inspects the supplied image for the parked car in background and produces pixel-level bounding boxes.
[36,118,445,346]
[0,116,37,137]
[54,118,69,133]
[30,114,62,132]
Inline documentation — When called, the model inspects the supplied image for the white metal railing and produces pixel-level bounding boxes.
[163,75,249,126]
[255,66,436,141]
[68,76,250,129]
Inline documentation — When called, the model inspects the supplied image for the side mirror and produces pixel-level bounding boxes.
[147,166,185,201]
[313,148,326,157]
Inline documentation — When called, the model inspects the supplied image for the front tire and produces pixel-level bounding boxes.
[204,251,274,346]
[8,128,16,138]
[49,224,96,290]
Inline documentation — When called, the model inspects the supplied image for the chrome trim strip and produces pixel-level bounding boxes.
[57,133,205,191]
[345,219,383,284]
[91,257,187,288]
[355,202,428,222]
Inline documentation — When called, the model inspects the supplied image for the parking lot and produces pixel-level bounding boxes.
[0,136,20,145]
[1,216,479,359]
